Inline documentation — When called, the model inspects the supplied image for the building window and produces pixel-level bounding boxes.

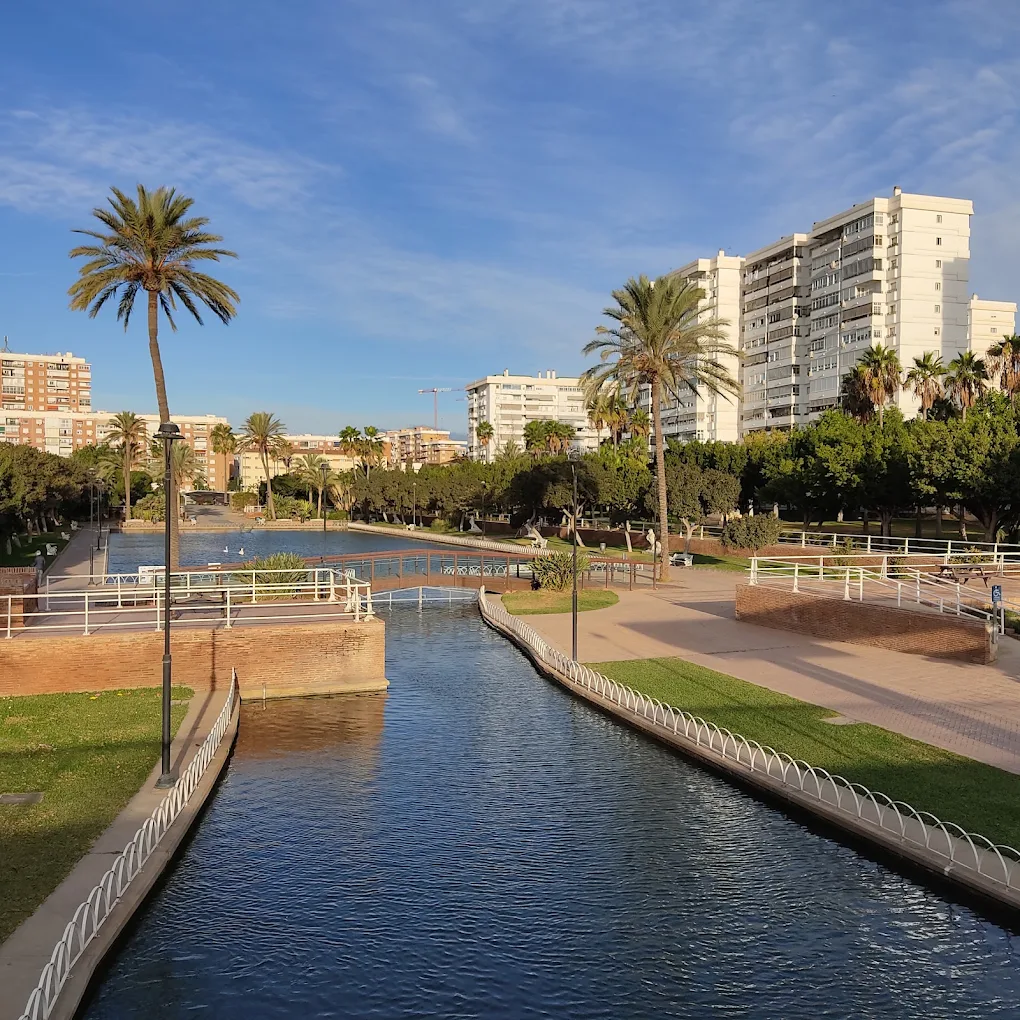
[936,237,942,245]
[935,304,941,312]
[936,214,943,224]
[935,259,942,268]
[934,327,941,336]
[935,282,941,291]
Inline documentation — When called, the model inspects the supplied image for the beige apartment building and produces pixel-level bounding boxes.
[386,426,466,466]
[1,348,92,412]
[466,370,598,462]
[0,409,234,489]
[968,296,1017,359]
[236,434,363,490]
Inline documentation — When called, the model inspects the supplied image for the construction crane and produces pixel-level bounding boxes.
[418,387,452,429]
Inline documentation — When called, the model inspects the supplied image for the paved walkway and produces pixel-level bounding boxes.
[511,571,1020,775]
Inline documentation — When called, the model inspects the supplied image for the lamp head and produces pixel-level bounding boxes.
[320,461,329,478]
[154,422,181,442]
[567,446,582,463]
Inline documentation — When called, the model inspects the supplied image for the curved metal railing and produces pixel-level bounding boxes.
[477,590,1020,898]
[18,672,238,1020]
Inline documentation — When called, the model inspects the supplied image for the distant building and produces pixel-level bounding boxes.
[385,426,466,466]
[1,348,92,412]
[236,434,364,490]
[465,370,598,462]
[968,296,1017,359]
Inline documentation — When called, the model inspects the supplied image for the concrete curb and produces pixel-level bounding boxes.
[0,689,239,1020]
[479,597,1020,920]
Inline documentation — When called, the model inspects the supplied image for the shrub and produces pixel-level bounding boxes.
[133,493,165,522]
[234,552,309,597]
[271,496,313,521]
[429,518,452,533]
[532,549,590,590]
[830,537,859,567]
[230,491,258,511]
[326,509,348,521]
[720,515,782,552]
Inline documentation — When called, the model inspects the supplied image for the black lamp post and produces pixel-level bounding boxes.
[96,480,104,550]
[481,481,487,537]
[567,447,581,661]
[154,422,181,789]
[320,461,329,533]
[412,482,417,529]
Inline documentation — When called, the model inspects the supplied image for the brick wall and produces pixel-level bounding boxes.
[734,583,994,664]
[0,569,36,632]
[0,620,387,699]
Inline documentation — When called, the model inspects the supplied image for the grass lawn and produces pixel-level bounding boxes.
[778,515,975,541]
[0,686,192,942]
[502,589,619,615]
[690,552,750,572]
[0,530,72,569]
[588,656,1020,850]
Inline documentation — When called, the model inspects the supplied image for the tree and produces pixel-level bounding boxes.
[908,417,962,537]
[170,442,200,494]
[840,366,874,421]
[210,423,236,488]
[295,453,329,516]
[582,274,737,580]
[496,439,522,461]
[904,352,945,419]
[860,410,914,536]
[339,426,363,471]
[953,399,1020,540]
[68,185,238,568]
[985,335,1020,403]
[360,426,385,478]
[945,351,988,419]
[857,343,901,425]
[239,412,288,519]
[476,420,495,456]
[628,408,651,441]
[105,411,146,521]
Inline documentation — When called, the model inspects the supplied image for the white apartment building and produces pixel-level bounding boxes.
[968,296,1017,359]
[465,370,598,462]
[651,251,742,443]
[1,348,92,412]
[805,187,973,420]
[740,236,812,432]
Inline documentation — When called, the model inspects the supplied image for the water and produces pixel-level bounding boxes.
[107,529,452,573]
[80,608,1020,1019]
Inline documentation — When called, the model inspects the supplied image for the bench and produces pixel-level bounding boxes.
[670,552,694,568]
[937,563,991,587]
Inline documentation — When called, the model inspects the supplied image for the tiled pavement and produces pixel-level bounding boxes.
[515,571,1020,775]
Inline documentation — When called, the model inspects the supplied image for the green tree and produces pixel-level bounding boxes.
[68,185,238,567]
[860,410,914,536]
[360,426,385,478]
[945,351,988,419]
[839,366,874,421]
[104,412,146,521]
[904,352,945,419]
[294,453,331,516]
[582,274,737,580]
[985,335,1020,403]
[857,344,901,425]
[476,420,495,457]
[908,417,962,538]
[239,412,288,520]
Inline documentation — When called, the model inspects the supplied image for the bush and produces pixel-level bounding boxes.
[230,491,258,511]
[720,515,782,552]
[326,509,348,521]
[234,552,309,597]
[271,496,313,521]
[532,549,590,590]
[830,538,859,567]
[429,518,453,533]
[133,493,165,522]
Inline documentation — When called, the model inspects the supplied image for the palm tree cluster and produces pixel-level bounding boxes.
[523,419,576,454]
[339,425,386,477]
[238,412,289,520]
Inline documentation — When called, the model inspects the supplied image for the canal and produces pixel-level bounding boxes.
[78,604,1020,1018]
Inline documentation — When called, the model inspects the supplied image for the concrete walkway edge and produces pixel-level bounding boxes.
[0,687,239,1020]
[478,596,1020,920]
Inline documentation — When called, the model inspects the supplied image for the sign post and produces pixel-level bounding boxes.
[992,584,1004,635]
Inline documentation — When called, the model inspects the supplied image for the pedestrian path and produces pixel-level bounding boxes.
[513,571,1020,775]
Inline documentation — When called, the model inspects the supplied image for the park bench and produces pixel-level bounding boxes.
[670,552,694,568]
[937,563,991,587]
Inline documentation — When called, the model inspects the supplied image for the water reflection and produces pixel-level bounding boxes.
[81,607,1020,1020]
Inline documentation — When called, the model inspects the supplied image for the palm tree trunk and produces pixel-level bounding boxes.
[651,376,670,582]
[123,450,132,522]
[317,485,323,519]
[261,451,276,519]
[147,291,179,568]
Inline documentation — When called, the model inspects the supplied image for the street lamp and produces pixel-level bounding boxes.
[320,461,329,534]
[154,422,181,789]
[567,447,581,662]
[412,482,417,529]
[481,481,487,537]
[96,479,104,550]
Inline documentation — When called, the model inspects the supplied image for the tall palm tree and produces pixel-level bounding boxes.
[68,185,238,567]
[209,423,236,490]
[839,366,874,421]
[585,388,614,445]
[856,343,901,425]
[170,442,200,490]
[476,420,495,457]
[985,334,1020,403]
[238,412,288,519]
[945,351,988,419]
[582,274,737,581]
[628,408,651,441]
[360,426,385,478]
[105,411,146,521]
[339,426,363,471]
[904,351,945,419]
[294,453,328,510]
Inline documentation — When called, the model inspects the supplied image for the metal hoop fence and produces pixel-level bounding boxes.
[17,672,238,1020]
[477,590,1020,900]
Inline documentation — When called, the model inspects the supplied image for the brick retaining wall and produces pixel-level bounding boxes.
[734,583,994,664]
[0,620,387,699]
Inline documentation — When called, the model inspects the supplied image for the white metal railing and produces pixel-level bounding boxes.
[18,671,238,1020]
[477,590,1020,900]
[374,586,478,609]
[748,554,1002,632]
[7,568,376,638]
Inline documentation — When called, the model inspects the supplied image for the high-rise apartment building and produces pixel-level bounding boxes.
[386,426,466,466]
[1,348,92,412]
[651,251,743,443]
[968,296,1017,359]
[465,370,597,462]
[0,410,234,489]
[740,235,812,432]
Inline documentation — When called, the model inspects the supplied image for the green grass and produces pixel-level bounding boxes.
[779,515,971,540]
[691,552,750,572]
[502,589,619,615]
[0,530,71,568]
[0,686,192,941]
[588,656,1020,850]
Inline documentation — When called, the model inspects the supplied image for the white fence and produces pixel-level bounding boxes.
[477,589,1020,902]
[18,672,238,1020]
[8,568,376,638]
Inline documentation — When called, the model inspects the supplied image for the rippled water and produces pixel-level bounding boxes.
[107,528,451,573]
[80,608,1020,1018]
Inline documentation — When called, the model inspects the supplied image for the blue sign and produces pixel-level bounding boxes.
[992,584,1003,605]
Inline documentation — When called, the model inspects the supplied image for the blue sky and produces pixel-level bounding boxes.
[1,0,1017,436]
